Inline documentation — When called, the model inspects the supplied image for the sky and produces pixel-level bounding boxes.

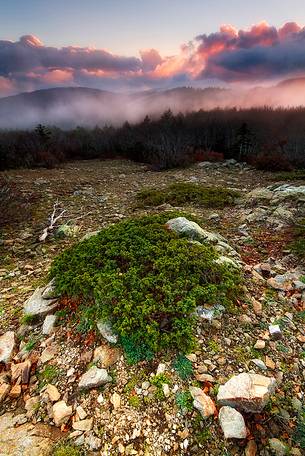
[1,0,305,95]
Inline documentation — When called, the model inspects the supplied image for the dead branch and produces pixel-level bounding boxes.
[39,200,66,242]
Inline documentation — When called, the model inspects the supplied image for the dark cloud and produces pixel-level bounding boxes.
[201,25,305,81]
[1,23,305,96]
[0,35,141,77]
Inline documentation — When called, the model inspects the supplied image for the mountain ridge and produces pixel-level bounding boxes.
[0,78,305,129]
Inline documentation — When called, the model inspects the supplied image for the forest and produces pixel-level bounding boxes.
[1,107,305,171]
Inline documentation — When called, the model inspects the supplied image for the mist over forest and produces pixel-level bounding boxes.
[0,77,305,129]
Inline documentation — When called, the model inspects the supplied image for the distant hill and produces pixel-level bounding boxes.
[0,79,304,129]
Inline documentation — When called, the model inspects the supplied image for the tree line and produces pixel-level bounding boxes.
[1,107,305,171]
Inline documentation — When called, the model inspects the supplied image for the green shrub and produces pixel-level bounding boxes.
[50,214,241,358]
[176,390,193,412]
[120,335,154,365]
[137,182,240,208]
[173,354,194,380]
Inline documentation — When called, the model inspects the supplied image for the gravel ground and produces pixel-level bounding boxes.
[0,159,304,456]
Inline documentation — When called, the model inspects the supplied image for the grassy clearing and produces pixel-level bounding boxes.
[136,182,241,208]
[50,213,241,361]
[271,169,305,181]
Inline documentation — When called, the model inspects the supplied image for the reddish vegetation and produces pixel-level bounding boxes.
[194,150,224,162]
[240,228,294,264]
[248,151,293,171]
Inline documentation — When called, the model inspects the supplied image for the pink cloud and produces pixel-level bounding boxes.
[140,49,163,71]
[1,22,305,95]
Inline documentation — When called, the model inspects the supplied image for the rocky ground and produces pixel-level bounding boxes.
[0,159,304,456]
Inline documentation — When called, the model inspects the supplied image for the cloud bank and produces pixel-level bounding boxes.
[1,21,305,95]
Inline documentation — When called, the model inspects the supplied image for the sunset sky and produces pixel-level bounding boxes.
[1,0,305,95]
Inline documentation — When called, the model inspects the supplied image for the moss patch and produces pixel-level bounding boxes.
[173,354,194,380]
[290,219,305,258]
[50,213,241,359]
[176,390,193,412]
[136,182,240,208]
[271,170,305,181]
[52,443,84,456]
[38,365,60,388]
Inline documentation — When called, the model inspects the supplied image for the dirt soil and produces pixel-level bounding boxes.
[0,159,304,456]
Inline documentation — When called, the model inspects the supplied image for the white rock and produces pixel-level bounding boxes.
[80,230,100,242]
[85,433,102,451]
[166,217,223,243]
[273,184,305,197]
[40,345,57,363]
[45,384,60,402]
[252,359,267,371]
[215,255,240,269]
[156,363,166,375]
[269,325,282,340]
[67,367,75,377]
[189,386,216,418]
[41,279,59,299]
[52,400,73,426]
[246,188,273,201]
[69,430,83,439]
[0,331,15,363]
[217,372,276,413]
[219,406,247,439]
[97,393,104,404]
[196,304,225,321]
[78,366,112,389]
[97,321,118,344]
[72,418,93,432]
[74,434,85,446]
[42,315,57,335]
[254,340,266,349]
[76,406,87,420]
[166,217,241,261]
[110,392,121,409]
[162,384,170,397]
[24,287,58,317]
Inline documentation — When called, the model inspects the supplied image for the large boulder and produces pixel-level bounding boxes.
[166,217,241,264]
[217,373,276,413]
[166,217,224,244]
